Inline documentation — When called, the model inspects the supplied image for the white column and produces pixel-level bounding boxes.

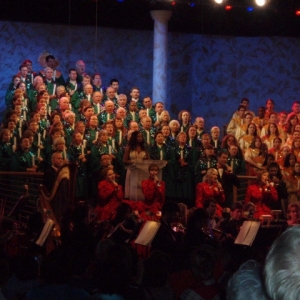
[150,10,172,106]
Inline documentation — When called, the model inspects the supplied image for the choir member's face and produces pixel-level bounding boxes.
[69,70,77,81]
[82,77,91,86]
[84,108,94,118]
[93,74,102,86]
[25,62,32,72]
[155,133,164,145]
[20,67,28,77]
[161,126,170,137]
[106,88,115,99]
[211,129,220,139]
[76,61,86,74]
[218,153,228,166]
[21,138,30,151]
[45,69,54,80]
[84,84,93,95]
[111,81,119,92]
[294,163,300,173]
[258,108,265,118]
[269,124,276,134]
[56,142,65,151]
[33,114,41,122]
[245,114,252,124]
[139,110,147,119]
[100,155,111,167]
[229,146,238,157]
[92,92,103,104]
[293,103,300,114]
[129,102,137,112]
[66,114,75,125]
[105,124,114,135]
[282,147,290,157]
[227,137,235,145]
[76,123,86,134]
[205,148,214,157]
[289,155,296,166]
[116,109,126,119]
[130,89,140,99]
[238,108,246,118]
[269,114,277,124]
[100,132,108,143]
[74,133,83,144]
[19,83,26,91]
[177,133,187,144]
[273,139,281,149]
[142,117,152,130]
[202,136,210,146]
[248,124,256,134]
[170,122,179,132]
[161,112,170,122]
[182,112,189,122]
[29,122,39,133]
[115,119,123,129]
[2,131,11,143]
[266,100,274,110]
[129,122,139,131]
[188,127,197,138]
[47,58,56,68]
[279,113,287,124]
[13,77,21,87]
[89,116,98,127]
[194,118,204,129]
[8,121,16,131]
[105,102,114,113]
[117,96,127,107]
[155,103,164,113]
[143,97,152,109]
[254,139,261,148]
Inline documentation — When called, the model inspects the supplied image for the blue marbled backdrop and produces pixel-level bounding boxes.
[0,21,300,132]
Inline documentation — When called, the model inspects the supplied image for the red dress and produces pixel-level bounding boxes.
[245,184,278,219]
[195,182,225,217]
[141,179,165,216]
[95,180,123,220]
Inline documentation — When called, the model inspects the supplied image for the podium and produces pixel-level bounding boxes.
[125,160,167,201]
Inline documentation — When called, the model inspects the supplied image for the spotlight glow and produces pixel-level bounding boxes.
[225,5,232,10]
[255,0,266,6]
[214,0,223,4]
[296,10,300,16]
[247,7,254,12]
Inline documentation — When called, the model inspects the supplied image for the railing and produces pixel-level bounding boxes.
[0,172,44,224]
[233,175,257,203]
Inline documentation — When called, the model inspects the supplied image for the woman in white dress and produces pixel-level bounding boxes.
[123,131,150,198]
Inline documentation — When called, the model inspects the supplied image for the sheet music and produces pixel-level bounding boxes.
[135,221,161,246]
[235,221,260,246]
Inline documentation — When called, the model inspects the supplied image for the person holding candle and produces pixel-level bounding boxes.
[235,112,254,141]
[226,105,246,137]
[91,91,104,115]
[178,110,192,133]
[67,131,88,202]
[169,119,180,139]
[116,94,128,111]
[0,129,14,171]
[98,100,115,126]
[140,116,156,146]
[113,117,127,147]
[149,131,175,201]
[284,161,300,204]
[142,96,155,121]
[124,101,139,129]
[173,132,194,207]
[193,117,207,139]
[187,125,201,150]
[268,137,283,163]
[262,123,280,150]
[161,125,177,148]
[154,102,164,125]
[115,107,126,121]
[129,86,143,110]
[11,136,37,172]
[155,110,170,130]
[104,86,118,105]
[282,153,297,178]
[210,126,221,152]
[228,144,246,175]
[194,144,217,184]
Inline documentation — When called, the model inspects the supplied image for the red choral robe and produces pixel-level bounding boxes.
[245,184,278,219]
[195,181,225,217]
[95,180,123,220]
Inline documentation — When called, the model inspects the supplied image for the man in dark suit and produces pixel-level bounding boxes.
[43,151,63,192]
[216,150,240,208]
